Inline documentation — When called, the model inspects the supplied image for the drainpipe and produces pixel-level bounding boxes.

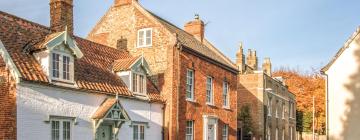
[174,34,181,140]
[321,72,329,140]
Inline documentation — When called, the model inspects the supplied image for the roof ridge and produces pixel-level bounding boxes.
[74,36,131,56]
[321,26,360,72]
[0,10,50,31]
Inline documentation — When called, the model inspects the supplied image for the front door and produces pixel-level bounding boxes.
[96,125,112,140]
[208,124,215,140]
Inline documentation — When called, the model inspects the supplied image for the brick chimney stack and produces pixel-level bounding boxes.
[184,14,205,43]
[50,0,73,35]
[262,57,272,76]
[236,42,245,74]
[115,0,138,6]
[246,49,258,70]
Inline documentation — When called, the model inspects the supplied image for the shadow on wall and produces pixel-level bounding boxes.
[342,39,360,139]
[238,80,263,140]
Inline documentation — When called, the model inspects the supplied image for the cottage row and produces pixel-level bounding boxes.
[0,0,296,140]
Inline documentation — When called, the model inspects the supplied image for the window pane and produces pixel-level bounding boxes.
[133,125,139,140]
[63,121,71,140]
[52,53,60,78]
[206,77,212,103]
[132,74,138,92]
[223,82,229,106]
[186,70,194,99]
[62,56,70,80]
[51,121,60,140]
[138,31,144,47]
[145,30,152,46]
[140,125,145,140]
[186,121,193,140]
[139,75,144,93]
[222,125,228,140]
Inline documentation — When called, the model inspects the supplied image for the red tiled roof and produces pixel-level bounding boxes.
[0,11,163,103]
[112,56,141,72]
[92,98,117,119]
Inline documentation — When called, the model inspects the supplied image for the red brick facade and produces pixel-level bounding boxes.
[88,1,238,139]
[0,57,16,140]
[179,50,238,140]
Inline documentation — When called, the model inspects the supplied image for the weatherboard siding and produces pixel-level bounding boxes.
[16,82,163,140]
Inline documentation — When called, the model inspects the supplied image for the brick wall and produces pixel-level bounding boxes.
[179,50,238,140]
[238,72,296,140]
[87,2,238,139]
[0,57,16,140]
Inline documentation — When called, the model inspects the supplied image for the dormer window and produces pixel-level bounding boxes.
[51,52,72,81]
[33,30,83,85]
[137,28,152,48]
[113,56,152,97]
[132,73,146,95]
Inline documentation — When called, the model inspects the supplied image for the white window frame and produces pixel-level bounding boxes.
[268,97,272,116]
[282,128,285,140]
[137,28,152,48]
[50,119,73,140]
[222,124,228,140]
[267,126,271,140]
[275,101,279,118]
[133,124,145,140]
[290,127,293,140]
[131,72,147,95]
[50,51,74,83]
[186,69,195,101]
[222,81,230,108]
[282,103,286,119]
[206,76,214,105]
[186,120,194,140]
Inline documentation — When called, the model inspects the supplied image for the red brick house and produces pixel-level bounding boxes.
[88,0,239,140]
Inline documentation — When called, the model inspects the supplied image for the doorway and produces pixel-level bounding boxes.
[208,124,215,140]
[96,125,112,140]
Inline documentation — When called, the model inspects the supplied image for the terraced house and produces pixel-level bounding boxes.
[236,45,297,140]
[87,0,238,140]
[0,0,164,139]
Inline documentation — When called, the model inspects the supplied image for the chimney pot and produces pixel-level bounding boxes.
[115,0,138,6]
[184,14,205,43]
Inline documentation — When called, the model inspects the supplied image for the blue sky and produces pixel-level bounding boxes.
[1,0,359,72]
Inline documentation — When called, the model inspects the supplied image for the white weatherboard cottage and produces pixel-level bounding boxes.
[321,26,360,140]
[0,6,164,139]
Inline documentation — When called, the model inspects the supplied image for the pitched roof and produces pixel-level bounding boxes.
[0,11,163,103]
[92,98,117,119]
[148,12,238,71]
[112,56,141,72]
[321,26,360,72]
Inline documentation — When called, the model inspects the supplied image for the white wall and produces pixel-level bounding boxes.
[17,82,163,140]
[326,33,360,140]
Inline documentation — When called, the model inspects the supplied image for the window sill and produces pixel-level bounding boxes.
[222,106,231,110]
[137,45,152,48]
[134,92,147,97]
[186,98,196,103]
[206,103,215,107]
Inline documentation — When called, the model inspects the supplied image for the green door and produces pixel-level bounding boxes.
[96,125,112,140]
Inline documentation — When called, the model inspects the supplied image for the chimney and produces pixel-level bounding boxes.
[184,14,205,43]
[50,0,74,35]
[236,42,245,74]
[115,0,138,6]
[246,49,258,70]
[116,37,128,51]
[262,57,272,76]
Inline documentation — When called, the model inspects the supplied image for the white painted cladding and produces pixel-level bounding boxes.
[325,31,360,140]
[17,82,163,140]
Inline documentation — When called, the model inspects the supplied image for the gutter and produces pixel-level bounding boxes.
[320,71,329,140]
